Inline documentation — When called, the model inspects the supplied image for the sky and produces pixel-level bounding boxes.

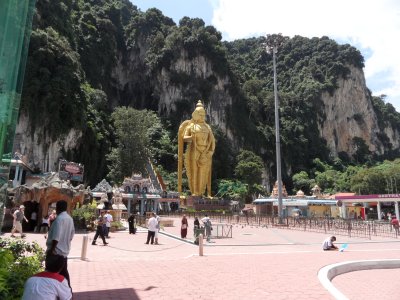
[132,0,400,111]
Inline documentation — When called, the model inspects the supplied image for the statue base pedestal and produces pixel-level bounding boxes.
[186,196,202,208]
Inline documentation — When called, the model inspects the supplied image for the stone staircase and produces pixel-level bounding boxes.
[145,162,163,194]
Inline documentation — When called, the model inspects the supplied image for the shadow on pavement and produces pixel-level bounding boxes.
[73,287,142,299]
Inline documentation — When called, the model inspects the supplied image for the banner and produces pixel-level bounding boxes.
[59,160,84,182]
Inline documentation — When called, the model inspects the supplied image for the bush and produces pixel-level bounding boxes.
[72,200,97,229]
[111,221,125,230]
[0,238,45,299]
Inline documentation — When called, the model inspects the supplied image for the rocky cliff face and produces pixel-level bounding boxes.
[155,51,234,139]
[13,113,82,172]
[318,65,399,156]
[15,53,400,175]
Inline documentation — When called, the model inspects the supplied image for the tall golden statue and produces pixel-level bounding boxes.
[178,100,215,197]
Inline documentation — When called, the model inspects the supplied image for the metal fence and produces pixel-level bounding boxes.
[161,212,399,240]
[211,224,233,238]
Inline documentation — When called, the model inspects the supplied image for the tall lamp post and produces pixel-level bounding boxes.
[265,34,285,224]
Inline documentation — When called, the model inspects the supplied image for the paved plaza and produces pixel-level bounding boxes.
[7,216,400,299]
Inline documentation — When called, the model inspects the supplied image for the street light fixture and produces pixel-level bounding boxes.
[265,34,286,224]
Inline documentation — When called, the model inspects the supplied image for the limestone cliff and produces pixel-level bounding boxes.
[13,113,82,172]
[318,65,400,157]
[155,51,234,139]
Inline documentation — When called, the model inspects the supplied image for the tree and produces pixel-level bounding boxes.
[234,150,264,200]
[235,150,263,186]
[352,137,371,164]
[107,107,158,184]
[292,171,314,195]
[216,179,248,201]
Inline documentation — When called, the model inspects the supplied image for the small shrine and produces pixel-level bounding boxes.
[121,173,154,194]
[9,172,85,226]
[111,188,126,221]
[120,173,161,215]
[91,179,113,210]
[271,180,288,198]
[91,179,113,195]
[311,185,322,197]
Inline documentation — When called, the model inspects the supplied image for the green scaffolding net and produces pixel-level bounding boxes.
[0,0,36,231]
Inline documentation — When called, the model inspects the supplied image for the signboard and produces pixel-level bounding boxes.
[59,160,84,182]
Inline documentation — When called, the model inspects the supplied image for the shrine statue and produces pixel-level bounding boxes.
[178,100,215,197]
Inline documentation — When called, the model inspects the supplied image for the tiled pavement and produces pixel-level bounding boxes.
[7,217,400,299]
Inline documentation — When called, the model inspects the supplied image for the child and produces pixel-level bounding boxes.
[22,254,72,300]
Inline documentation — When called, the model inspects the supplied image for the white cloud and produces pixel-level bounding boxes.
[210,0,400,110]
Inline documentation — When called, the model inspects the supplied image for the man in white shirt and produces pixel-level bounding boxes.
[104,210,113,238]
[22,254,72,300]
[46,200,75,289]
[145,212,158,245]
[322,236,338,251]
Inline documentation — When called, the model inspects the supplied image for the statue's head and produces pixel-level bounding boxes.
[192,100,206,122]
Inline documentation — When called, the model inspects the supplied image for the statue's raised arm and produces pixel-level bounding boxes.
[178,100,215,197]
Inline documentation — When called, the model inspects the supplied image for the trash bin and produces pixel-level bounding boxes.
[194,226,205,245]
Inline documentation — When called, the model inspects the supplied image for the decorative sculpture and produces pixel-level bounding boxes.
[178,100,215,197]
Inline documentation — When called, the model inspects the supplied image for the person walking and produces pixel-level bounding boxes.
[30,211,38,232]
[92,211,108,246]
[104,210,113,238]
[41,215,50,238]
[128,213,136,234]
[46,200,75,290]
[181,215,188,238]
[145,212,157,245]
[391,215,400,235]
[11,205,28,238]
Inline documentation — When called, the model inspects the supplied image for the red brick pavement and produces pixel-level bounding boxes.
[9,216,400,300]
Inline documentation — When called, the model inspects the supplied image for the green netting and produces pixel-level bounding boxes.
[0,0,36,231]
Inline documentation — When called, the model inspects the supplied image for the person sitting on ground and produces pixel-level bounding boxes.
[322,236,338,251]
[22,254,72,300]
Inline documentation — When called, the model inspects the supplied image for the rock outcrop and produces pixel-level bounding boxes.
[318,65,399,156]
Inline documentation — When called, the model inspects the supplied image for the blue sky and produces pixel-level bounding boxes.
[132,0,400,111]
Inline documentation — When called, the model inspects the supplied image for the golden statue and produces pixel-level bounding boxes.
[178,100,215,197]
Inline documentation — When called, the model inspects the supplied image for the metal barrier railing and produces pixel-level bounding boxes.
[211,224,233,239]
[161,212,399,240]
